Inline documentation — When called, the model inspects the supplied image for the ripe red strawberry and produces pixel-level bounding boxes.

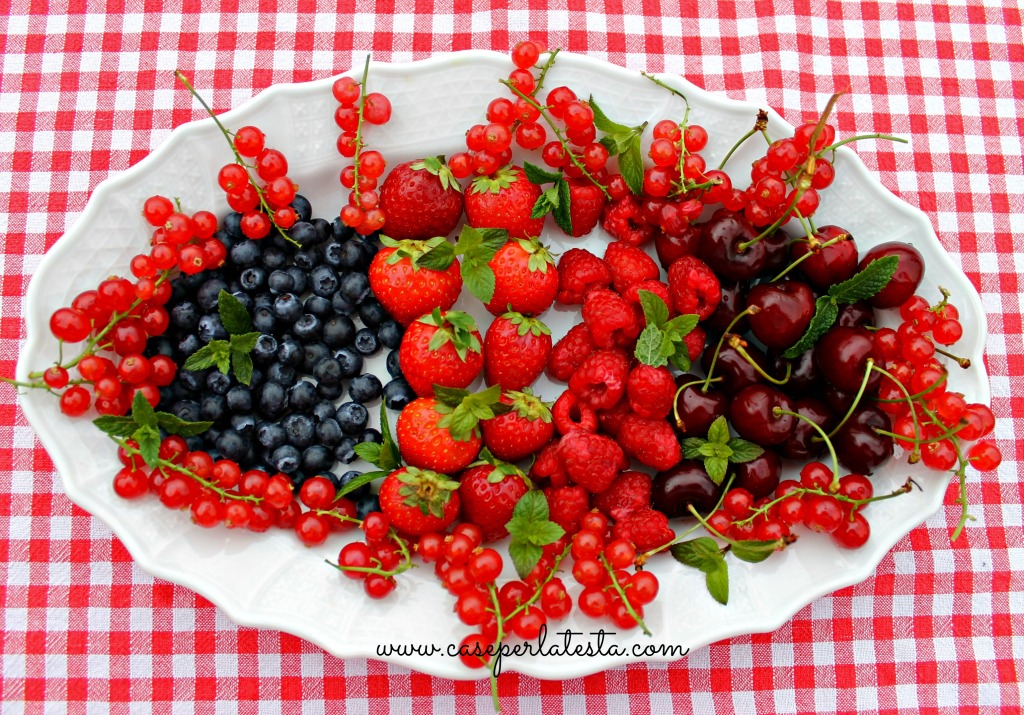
[398,309,484,397]
[378,157,464,241]
[395,397,482,474]
[484,237,558,316]
[378,467,461,537]
[563,178,607,237]
[483,311,552,391]
[480,389,555,463]
[612,508,675,551]
[544,484,591,536]
[464,165,545,240]
[458,453,530,541]
[593,470,652,522]
[368,237,462,325]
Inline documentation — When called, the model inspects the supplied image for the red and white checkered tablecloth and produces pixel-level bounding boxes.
[1,1,1021,712]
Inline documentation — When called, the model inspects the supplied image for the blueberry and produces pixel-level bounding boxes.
[315,418,344,447]
[282,413,316,448]
[355,493,381,520]
[286,267,308,294]
[358,299,388,329]
[337,469,369,499]
[171,302,200,331]
[317,382,345,400]
[226,385,253,413]
[252,334,279,363]
[197,314,228,343]
[239,266,267,291]
[301,445,335,474]
[322,315,356,348]
[266,361,297,386]
[287,380,317,412]
[197,278,229,311]
[258,382,287,418]
[293,249,319,271]
[322,240,345,269]
[206,370,233,395]
[262,245,288,270]
[311,218,332,244]
[386,349,402,377]
[349,374,383,403]
[288,221,318,247]
[331,291,356,315]
[302,343,331,374]
[248,367,265,388]
[277,338,304,366]
[312,357,342,386]
[146,336,175,359]
[230,413,256,434]
[331,217,355,243]
[229,291,254,313]
[304,295,333,319]
[271,445,302,473]
[336,402,369,434]
[252,292,273,311]
[339,272,371,305]
[256,421,287,450]
[309,265,340,297]
[378,320,403,350]
[172,399,201,423]
[312,399,338,422]
[336,242,368,271]
[251,306,277,334]
[272,294,303,323]
[383,378,415,410]
[223,212,244,239]
[334,346,364,378]
[268,270,295,294]
[176,333,202,359]
[200,394,228,423]
[334,438,357,464]
[353,328,381,356]
[293,314,322,342]
[230,239,261,267]
[177,368,207,392]
[291,195,313,223]
[216,429,250,461]
[358,428,382,445]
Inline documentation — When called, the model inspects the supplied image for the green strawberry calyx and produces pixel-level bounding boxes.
[468,447,533,487]
[410,155,462,193]
[396,466,460,519]
[469,164,521,195]
[419,308,482,362]
[502,310,552,338]
[516,237,556,274]
[504,387,554,424]
[432,384,512,442]
[379,235,456,272]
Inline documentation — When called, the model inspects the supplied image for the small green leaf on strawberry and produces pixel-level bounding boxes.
[396,466,460,518]
[504,311,551,338]
[469,447,532,486]
[433,384,512,442]
[454,225,508,304]
[505,490,565,578]
[420,308,483,362]
[410,155,462,193]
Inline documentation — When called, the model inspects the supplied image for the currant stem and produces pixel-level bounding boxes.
[598,553,651,636]
[915,401,975,541]
[873,370,947,403]
[349,54,372,207]
[733,479,915,528]
[640,73,691,110]
[870,363,921,463]
[773,407,841,491]
[933,344,971,369]
[715,115,764,172]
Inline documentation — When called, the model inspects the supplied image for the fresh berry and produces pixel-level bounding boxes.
[611,508,675,552]
[568,349,630,410]
[593,470,652,522]
[556,248,611,305]
[544,485,591,535]
[458,456,530,541]
[551,390,599,434]
[377,467,461,537]
[368,237,462,326]
[557,429,628,494]
[562,178,607,237]
[581,289,641,349]
[396,397,483,474]
[484,237,558,316]
[617,413,683,471]
[547,323,595,381]
[483,311,551,391]
[604,241,660,294]
[626,364,677,419]
[398,309,484,397]
[378,157,464,241]
[602,194,654,246]
[480,389,555,462]
[667,255,722,320]
[464,165,545,239]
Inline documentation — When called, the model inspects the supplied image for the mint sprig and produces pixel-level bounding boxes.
[351,406,402,488]
[93,392,212,467]
[432,384,512,441]
[592,97,646,195]
[505,491,565,578]
[453,225,508,304]
[633,290,699,371]
[524,161,574,236]
[680,415,764,485]
[182,290,260,385]
[670,536,729,605]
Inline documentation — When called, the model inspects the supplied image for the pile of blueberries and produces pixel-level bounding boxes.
[145,196,415,513]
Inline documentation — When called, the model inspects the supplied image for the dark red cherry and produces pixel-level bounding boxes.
[759,228,792,278]
[822,383,857,415]
[728,384,796,446]
[652,460,722,517]
[746,280,816,351]
[699,209,767,282]
[702,280,748,335]
[790,225,859,290]
[672,375,729,437]
[835,420,894,474]
[815,326,883,393]
[777,398,835,461]
[859,241,924,309]
[766,347,820,396]
[700,339,768,396]
[732,447,782,499]
[836,301,876,328]
[654,224,701,270]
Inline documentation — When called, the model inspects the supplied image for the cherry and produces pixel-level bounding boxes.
[698,209,767,282]
[790,225,859,290]
[759,227,792,277]
[702,280,748,335]
[859,241,925,309]
[815,326,883,393]
[777,398,835,461]
[731,447,782,499]
[834,408,894,475]
[746,280,816,351]
[654,224,701,270]
[728,384,796,446]
[700,340,768,396]
[766,347,820,396]
[672,375,728,437]
[651,460,722,517]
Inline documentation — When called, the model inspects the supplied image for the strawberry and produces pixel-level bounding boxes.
[378,157,464,241]
[378,467,461,537]
[483,311,552,391]
[564,178,607,237]
[395,397,482,474]
[484,237,558,316]
[611,508,675,551]
[593,470,652,522]
[458,450,530,541]
[480,389,555,463]
[368,236,462,325]
[522,163,606,238]
[464,165,544,240]
[398,309,484,398]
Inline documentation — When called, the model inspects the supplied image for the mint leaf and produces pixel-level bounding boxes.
[229,331,260,353]
[663,314,699,340]
[507,490,549,527]
[782,296,839,359]
[155,413,212,437]
[93,415,137,438]
[726,438,764,464]
[634,324,668,367]
[552,177,573,236]
[668,349,692,372]
[588,97,631,134]
[353,442,382,464]
[231,351,253,386]
[828,255,899,304]
[133,423,161,467]
[131,391,157,428]
[707,416,730,445]
[618,135,644,196]
[731,540,781,564]
[415,241,456,271]
[671,537,730,605]
[531,186,559,219]
[681,437,707,460]
[637,289,670,327]
[508,540,543,579]
[705,561,729,605]
[218,290,253,335]
[337,470,386,497]
[705,456,728,485]
[523,161,562,184]
[505,491,564,577]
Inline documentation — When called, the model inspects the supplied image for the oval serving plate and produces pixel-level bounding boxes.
[17,51,987,680]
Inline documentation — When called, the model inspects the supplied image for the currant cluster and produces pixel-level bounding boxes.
[333,507,420,598]
[332,69,392,234]
[215,126,298,240]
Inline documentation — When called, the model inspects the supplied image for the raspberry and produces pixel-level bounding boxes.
[582,289,641,349]
[568,349,630,410]
[601,195,655,246]
[683,326,707,362]
[622,279,673,320]
[604,241,660,293]
[667,255,722,320]
[626,364,677,419]
[545,485,591,536]
[558,429,628,494]
[552,390,599,434]
[612,508,675,551]
[618,414,683,471]
[530,438,567,488]
[557,248,612,305]
[548,323,595,381]
[594,470,652,522]
[597,397,633,437]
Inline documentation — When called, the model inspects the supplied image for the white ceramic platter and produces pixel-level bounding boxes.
[17,51,988,679]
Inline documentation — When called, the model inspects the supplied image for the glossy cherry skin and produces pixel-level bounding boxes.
[652,460,722,517]
[732,447,782,499]
[790,225,859,290]
[815,325,883,393]
[746,280,816,351]
[699,209,767,282]
[834,407,894,474]
[759,228,792,278]
[672,375,729,437]
[836,301,876,328]
[727,384,796,446]
[702,280,747,335]
[700,339,768,396]
[766,347,820,396]
[654,224,701,270]
[777,398,835,461]
[860,241,924,309]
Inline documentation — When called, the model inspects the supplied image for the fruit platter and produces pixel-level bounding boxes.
[12,47,997,692]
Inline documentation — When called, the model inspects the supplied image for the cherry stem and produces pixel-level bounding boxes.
[729,336,791,386]
[701,306,761,392]
[714,109,768,171]
[672,377,723,430]
[825,358,874,439]
[773,407,841,491]
[770,234,846,283]
[598,553,651,636]
[637,475,734,564]
[870,363,921,463]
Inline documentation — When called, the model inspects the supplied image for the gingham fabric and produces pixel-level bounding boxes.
[1,1,1021,712]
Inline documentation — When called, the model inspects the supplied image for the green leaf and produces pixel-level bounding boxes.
[707,416,730,445]
[508,540,543,579]
[230,351,252,386]
[461,257,496,305]
[828,255,899,304]
[510,490,549,525]
[634,324,668,367]
[229,331,260,353]
[133,423,161,468]
[588,97,631,134]
[681,437,707,460]
[181,343,219,371]
[702,442,732,460]
[726,438,764,464]
[415,241,456,271]
[155,413,213,437]
[525,521,565,547]
[705,561,729,605]
[523,161,563,184]
[663,314,699,339]
[599,132,635,157]
[731,540,780,564]
[670,536,722,572]
[618,135,644,196]
[531,187,559,219]
[92,415,137,438]
[552,177,573,236]
[218,290,253,335]
[131,391,157,428]
[704,456,729,485]
[782,296,840,359]
[353,442,382,464]
[637,289,670,327]
[668,349,692,372]
[337,470,386,497]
